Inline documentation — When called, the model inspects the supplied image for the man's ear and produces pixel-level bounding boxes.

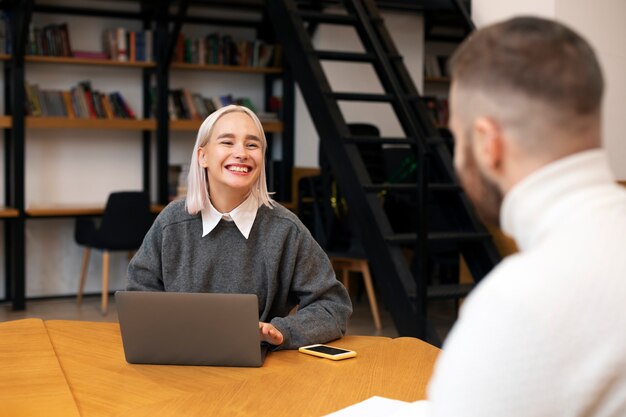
[472,117,504,176]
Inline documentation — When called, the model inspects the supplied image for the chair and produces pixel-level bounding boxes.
[299,123,384,330]
[75,191,153,314]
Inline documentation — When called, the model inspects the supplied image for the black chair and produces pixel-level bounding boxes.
[75,191,153,314]
[300,123,385,330]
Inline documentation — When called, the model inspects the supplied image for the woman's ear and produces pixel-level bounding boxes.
[472,117,504,177]
[197,147,208,168]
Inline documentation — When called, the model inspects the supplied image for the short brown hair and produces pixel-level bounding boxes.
[449,17,603,143]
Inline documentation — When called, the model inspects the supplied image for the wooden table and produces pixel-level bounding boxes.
[0,319,440,417]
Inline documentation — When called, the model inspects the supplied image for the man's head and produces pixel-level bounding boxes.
[449,16,604,225]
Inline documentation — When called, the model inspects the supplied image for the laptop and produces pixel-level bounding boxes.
[115,291,268,367]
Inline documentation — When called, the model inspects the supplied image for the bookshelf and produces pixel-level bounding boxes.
[0,1,294,309]
[25,204,164,217]
[25,117,153,130]
[0,116,11,128]
[0,207,19,218]
[24,55,156,68]
[169,119,283,133]
[171,62,282,74]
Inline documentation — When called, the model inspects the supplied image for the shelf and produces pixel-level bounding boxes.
[171,62,282,74]
[2,55,281,74]
[0,207,20,218]
[5,117,283,132]
[0,116,11,128]
[26,117,155,130]
[424,76,451,83]
[26,204,164,217]
[260,120,284,133]
[25,55,156,68]
[170,119,283,133]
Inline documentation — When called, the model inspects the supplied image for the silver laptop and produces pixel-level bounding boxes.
[115,291,268,367]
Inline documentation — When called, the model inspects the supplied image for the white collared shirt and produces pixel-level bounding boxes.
[200,194,260,239]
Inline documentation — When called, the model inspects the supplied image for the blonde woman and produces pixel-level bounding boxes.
[128,105,352,349]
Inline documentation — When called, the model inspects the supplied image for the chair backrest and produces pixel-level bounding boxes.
[310,123,382,253]
[99,191,153,250]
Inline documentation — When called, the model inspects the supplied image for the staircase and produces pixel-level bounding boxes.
[268,0,501,344]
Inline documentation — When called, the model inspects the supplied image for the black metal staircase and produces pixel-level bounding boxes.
[268,0,501,344]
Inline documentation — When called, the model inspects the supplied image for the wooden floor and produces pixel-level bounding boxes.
[0,291,457,341]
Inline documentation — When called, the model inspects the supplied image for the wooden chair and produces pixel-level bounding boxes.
[297,172,383,331]
[330,255,382,331]
[75,192,153,314]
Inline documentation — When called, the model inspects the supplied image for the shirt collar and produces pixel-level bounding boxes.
[200,194,260,239]
[500,149,613,251]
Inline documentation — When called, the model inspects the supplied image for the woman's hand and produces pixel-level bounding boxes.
[259,322,284,346]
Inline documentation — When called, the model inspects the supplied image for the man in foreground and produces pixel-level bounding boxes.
[422,16,626,416]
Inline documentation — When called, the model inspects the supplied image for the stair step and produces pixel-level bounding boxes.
[427,283,475,300]
[316,50,376,62]
[385,232,492,245]
[342,135,447,146]
[296,11,357,25]
[315,50,402,62]
[426,137,450,146]
[363,183,462,192]
[331,92,395,102]
[343,135,415,145]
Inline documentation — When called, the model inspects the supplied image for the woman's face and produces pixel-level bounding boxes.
[198,111,264,198]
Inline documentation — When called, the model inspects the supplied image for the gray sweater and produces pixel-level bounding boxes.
[127,199,352,349]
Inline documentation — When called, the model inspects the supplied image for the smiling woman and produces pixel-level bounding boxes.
[126,105,353,350]
[197,111,264,212]
[186,105,274,214]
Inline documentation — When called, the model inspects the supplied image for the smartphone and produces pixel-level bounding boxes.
[298,344,357,360]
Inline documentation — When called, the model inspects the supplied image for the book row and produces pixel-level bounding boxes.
[25,81,136,119]
[152,89,279,122]
[1,14,281,69]
[173,33,280,68]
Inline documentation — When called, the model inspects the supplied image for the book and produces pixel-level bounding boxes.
[116,27,128,61]
[129,31,136,62]
[114,92,136,119]
[183,89,199,119]
[79,81,98,118]
[62,90,76,118]
[103,29,116,60]
[100,94,115,119]
[58,23,72,57]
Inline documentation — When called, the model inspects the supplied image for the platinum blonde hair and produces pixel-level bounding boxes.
[185,105,276,215]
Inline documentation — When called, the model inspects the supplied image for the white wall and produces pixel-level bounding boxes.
[473,0,626,179]
[294,11,424,167]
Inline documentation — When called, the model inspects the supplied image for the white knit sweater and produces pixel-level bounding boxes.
[421,149,626,417]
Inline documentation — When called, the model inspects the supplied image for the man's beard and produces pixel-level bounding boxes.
[456,144,504,227]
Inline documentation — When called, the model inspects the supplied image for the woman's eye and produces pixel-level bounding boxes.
[221,141,233,146]
[247,143,259,149]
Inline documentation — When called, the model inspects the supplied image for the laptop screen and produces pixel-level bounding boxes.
[115,291,265,367]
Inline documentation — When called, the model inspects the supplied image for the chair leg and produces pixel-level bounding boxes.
[77,248,91,305]
[101,250,110,315]
[341,269,350,293]
[360,261,382,331]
